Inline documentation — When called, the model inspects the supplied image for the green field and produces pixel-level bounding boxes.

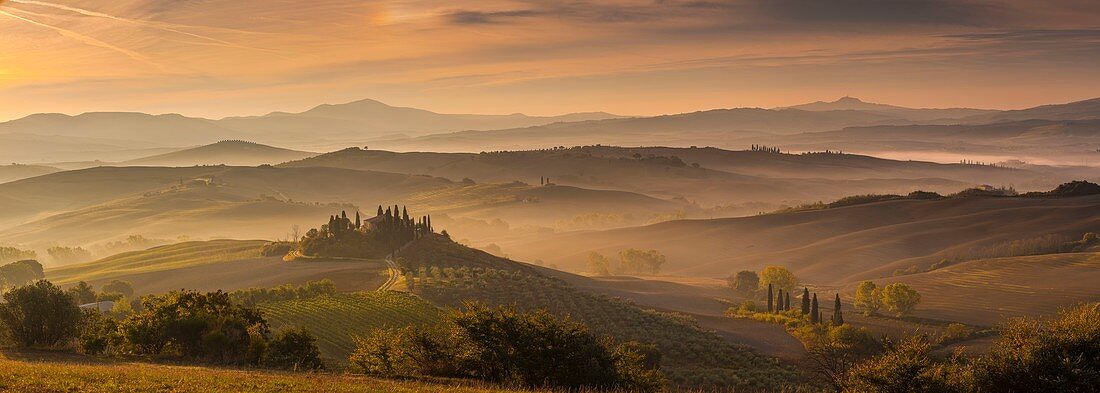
[48,240,267,285]
[260,291,441,362]
[0,354,521,393]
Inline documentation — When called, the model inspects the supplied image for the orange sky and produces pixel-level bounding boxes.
[1,0,1099,120]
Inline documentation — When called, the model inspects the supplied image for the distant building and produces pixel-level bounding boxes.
[79,301,114,313]
[362,214,385,231]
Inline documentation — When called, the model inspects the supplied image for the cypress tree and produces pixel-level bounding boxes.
[801,287,810,314]
[832,294,844,325]
[377,205,384,216]
[355,211,361,229]
[811,293,819,323]
[784,291,791,311]
[776,289,783,313]
[767,283,774,313]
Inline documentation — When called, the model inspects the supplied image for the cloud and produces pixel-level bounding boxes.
[447,9,541,24]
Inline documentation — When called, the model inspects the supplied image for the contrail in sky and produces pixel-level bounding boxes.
[0,8,165,71]
[7,0,275,52]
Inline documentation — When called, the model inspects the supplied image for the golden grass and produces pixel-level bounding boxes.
[0,355,523,393]
[46,240,267,285]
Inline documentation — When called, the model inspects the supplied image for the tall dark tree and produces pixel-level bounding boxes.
[832,294,844,325]
[801,287,811,314]
[355,211,361,229]
[811,293,820,323]
[377,205,384,217]
[784,291,791,311]
[775,289,783,314]
[767,283,774,313]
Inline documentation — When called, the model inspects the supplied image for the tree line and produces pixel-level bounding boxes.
[297,205,435,259]
[586,249,666,276]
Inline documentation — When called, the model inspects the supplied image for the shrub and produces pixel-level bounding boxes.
[263,328,323,370]
[350,303,665,391]
[101,280,134,298]
[879,283,920,317]
[117,290,268,363]
[0,280,82,347]
[78,310,118,355]
[65,281,97,305]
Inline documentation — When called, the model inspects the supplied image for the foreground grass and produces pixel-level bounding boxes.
[0,353,523,393]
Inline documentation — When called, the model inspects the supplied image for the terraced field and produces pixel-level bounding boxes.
[862,252,1100,325]
[260,292,441,362]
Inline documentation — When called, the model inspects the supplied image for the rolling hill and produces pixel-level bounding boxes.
[500,191,1100,285]
[854,251,1100,326]
[781,96,996,121]
[45,240,391,295]
[0,164,61,184]
[121,140,317,167]
[395,235,800,390]
[282,146,1053,207]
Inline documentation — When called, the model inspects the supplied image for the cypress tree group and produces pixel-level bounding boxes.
[767,283,774,313]
[801,287,811,314]
[810,293,820,323]
[832,294,844,325]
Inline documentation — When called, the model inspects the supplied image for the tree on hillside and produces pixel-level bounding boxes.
[832,294,844,325]
[880,283,921,317]
[66,281,97,305]
[263,328,324,370]
[727,270,760,294]
[0,280,82,347]
[854,281,881,316]
[0,259,44,289]
[759,266,798,293]
[617,249,666,275]
[784,291,791,311]
[767,284,774,313]
[102,280,134,298]
[802,288,811,315]
[0,246,36,264]
[47,246,92,264]
[811,293,820,323]
[586,252,612,276]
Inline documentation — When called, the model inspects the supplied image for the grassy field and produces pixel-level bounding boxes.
[0,352,522,393]
[260,291,441,362]
[44,240,393,295]
[865,251,1100,325]
[48,240,267,284]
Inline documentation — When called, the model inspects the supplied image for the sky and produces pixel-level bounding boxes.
[0,0,1099,121]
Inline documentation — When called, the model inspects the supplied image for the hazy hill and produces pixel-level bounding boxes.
[282,147,1045,206]
[500,192,1100,284]
[46,240,391,294]
[370,107,910,152]
[122,140,317,166]
[220,98,624,140]
[0,112,238,147]
[962,96,1100,123]
[0,164,61,184]
[858,252,1100,325]
[782,96,996,121]
[0,164,686,248]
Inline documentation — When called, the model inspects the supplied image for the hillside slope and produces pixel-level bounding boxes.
[122,140,316,166]
[856,252,1100,325]
[45,240,390,293]
[0,164,61,184]
[501,194,1100,284]
[395,235,800,390]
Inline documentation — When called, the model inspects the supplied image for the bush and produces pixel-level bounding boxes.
[101,280,134,298]
[843,336,959,392]
[261,241,295,257]
[350,303,665,391]
[78,310,118,355]
[65,281,97,305]
[117,290,268,363]
[0,280,82,347]
[263,328,323,370]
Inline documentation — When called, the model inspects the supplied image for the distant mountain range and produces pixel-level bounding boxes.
[2,96,1098,164]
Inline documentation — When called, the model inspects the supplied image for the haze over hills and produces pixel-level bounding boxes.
[0,164,61,184]
[781,96,997,122]
[500,191,1100,285]
[281,146,1058,206]
[121,140,317,167]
